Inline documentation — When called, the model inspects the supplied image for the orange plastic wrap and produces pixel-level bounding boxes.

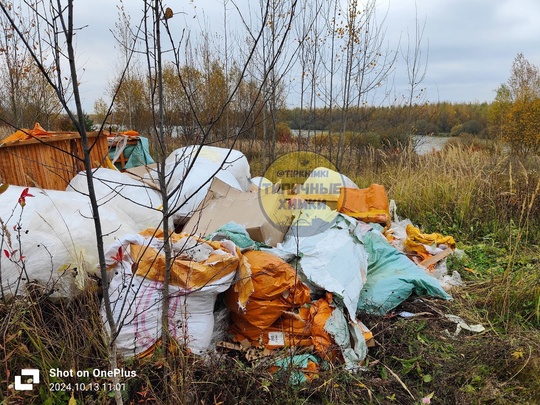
[132,230,242,290]
[337,184,390,225]
[0,122,51,144]
[226,250,311,327]
[227,250,312,345]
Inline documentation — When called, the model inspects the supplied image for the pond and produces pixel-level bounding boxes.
[413,135,452,155]
[289,131,452,155]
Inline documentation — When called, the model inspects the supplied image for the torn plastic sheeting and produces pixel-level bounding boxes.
[324,305,368,372]
[444,314,485,337]
[102,230,242,357]
[108,136,155,170]
[235,293,370,374]
[270,213,369,322]
[228,294,334,352]
[309,295,338,359]
[124,136,155,169]
[357,228,451,316]
[269,353,321,385]
[205,221,265,250]
[226,250,311,331]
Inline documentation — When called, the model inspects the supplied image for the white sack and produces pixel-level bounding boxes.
[102,233,236,356]
[166,145,251,191]
[165,159,242,227]
[0,186,143,298]
[68,168,162,230]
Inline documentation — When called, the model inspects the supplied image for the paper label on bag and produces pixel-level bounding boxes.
[267,332,285,346]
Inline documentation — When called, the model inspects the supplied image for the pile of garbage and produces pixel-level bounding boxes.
[0,145,460,374]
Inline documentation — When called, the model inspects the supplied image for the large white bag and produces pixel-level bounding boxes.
[102,232,238,356]
[0,185,143,298]
[68,168,162,230]
[166,145,251,191]
[164,159,242,228]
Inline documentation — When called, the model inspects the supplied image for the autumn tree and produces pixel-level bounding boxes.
[111,72,153,132]
[0,3,61,128]
[490,53,540,153]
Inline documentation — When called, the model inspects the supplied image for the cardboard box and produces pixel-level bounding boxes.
[182,178,292,247]
[124,163,160,190]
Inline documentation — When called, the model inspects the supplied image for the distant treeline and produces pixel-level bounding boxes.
[278,102,492,137]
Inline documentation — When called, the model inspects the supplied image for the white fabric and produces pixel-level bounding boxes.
[103,233,236,356]
[166,145,251,191]
[0,186,144,298]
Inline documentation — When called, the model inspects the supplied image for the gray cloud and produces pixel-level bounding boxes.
[69,0,540,111]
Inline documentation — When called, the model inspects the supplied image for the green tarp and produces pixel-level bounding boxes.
[109,136,154,170]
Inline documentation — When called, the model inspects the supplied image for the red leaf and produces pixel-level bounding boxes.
[18,187,34,207]
[3,249,10,259]
[111,246,123,263]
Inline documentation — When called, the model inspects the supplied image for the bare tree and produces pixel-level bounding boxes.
[0,3,62,128]
[401,4,428,146]
[0,0,125,402]
[333,0,396,169]
[101,1,303,399]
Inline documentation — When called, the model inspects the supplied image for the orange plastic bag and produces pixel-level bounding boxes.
[132,230,241,290]
[337,184,390,226]
[226,250,311,330]
[228,310,314,349]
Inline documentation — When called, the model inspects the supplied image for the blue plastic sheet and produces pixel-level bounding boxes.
[358,228,451,315]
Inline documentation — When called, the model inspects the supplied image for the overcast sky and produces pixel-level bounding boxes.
[71,0,540,112]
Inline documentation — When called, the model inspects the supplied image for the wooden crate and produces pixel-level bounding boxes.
[0,131,109,190]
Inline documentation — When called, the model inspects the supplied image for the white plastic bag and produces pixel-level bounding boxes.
[165,159,242,228]
[166,145,251,191]
[0,185,144,298]
[68,168,162,230]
